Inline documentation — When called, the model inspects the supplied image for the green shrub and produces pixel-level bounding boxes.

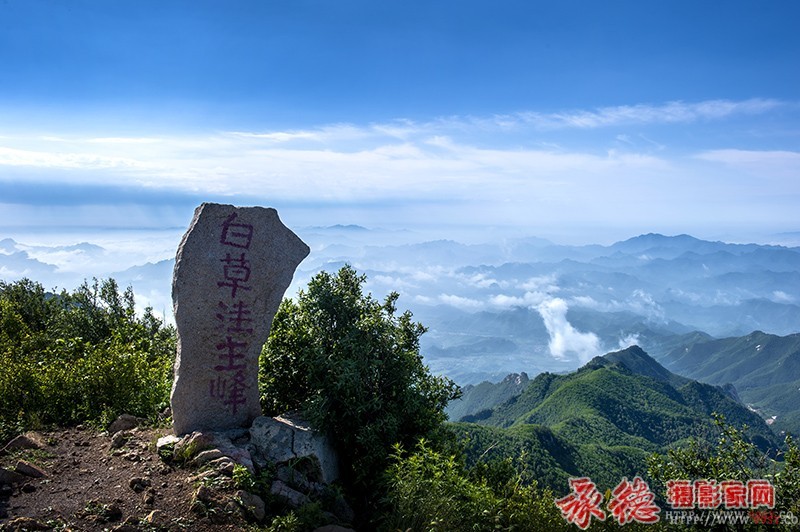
[0,278,176,442]
[383,439,564,531]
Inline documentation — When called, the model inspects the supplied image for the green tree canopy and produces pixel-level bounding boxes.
[259,265,460,501]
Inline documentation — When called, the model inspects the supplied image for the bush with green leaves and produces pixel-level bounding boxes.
[259,265,460,508]
[383,438,564,531]
[0,278,176,441]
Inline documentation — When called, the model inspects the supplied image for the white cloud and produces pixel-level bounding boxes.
[460,272,509,289]
[537,298,602,363]
[489,291,550,309]
[486,275,560,309]
[570,295,601,308]
[568,290,666,322]
[0,129,674,210]
[695,149,800,181]
[1,98,795,234]
[520,274,559,292]
[437,293,483,311]
[772,290,795,303]
[513,98,782,130]
[369,274,417,291]
[228,131,322,143]
[630,290,665,322]
[0,146,149,171]
[618,333,641,350]
[87,137,163,144]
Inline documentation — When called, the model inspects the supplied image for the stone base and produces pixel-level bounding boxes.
[161,414,348,520]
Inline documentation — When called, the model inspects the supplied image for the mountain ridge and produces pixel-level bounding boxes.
[458,345,778,452]
[450,344,782,491]
[655,330,800,435]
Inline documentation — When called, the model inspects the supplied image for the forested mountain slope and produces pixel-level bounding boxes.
[450,346,781,490]
[656,331,800,435]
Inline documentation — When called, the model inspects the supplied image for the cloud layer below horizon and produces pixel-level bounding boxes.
[1,98,798,242]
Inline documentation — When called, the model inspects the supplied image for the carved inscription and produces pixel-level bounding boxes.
[170,203,309,435]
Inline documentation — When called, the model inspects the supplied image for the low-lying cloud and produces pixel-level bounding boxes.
[537,297,602,363]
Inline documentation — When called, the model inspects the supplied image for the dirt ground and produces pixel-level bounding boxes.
[0,426,248,531]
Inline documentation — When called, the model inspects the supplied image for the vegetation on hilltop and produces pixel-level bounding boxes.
[466,346,779,451]
[0,278,175,442]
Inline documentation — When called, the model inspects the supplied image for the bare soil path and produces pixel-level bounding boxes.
[0,426,245,531]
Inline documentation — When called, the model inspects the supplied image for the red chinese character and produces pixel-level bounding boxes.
[220,212,254,249]
[748,480,775,509]
[608,476,660,524]
[215,336,247,371]
[695,479,721,509]
[666,480,694,509]
[555,477,606,530]
[217,300,254,335]
[223,369,248,415]
[720,480,748,509]
[218,252,252,299]
[209,375,228,399]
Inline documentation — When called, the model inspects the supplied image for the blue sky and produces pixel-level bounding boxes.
[1,0,799,244]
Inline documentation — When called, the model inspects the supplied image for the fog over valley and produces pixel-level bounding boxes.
[3,225,798,384]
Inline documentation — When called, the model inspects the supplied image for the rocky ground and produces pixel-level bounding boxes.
[0,423,253,531]
[0,420,354,532]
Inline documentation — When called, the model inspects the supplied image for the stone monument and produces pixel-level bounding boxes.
[170,203,309,435]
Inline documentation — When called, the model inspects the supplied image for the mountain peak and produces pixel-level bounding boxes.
[615,233,702,249]
[590,345,688,387]
[501,372,529,385]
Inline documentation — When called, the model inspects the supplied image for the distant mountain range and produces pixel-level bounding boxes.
[2,230,798,383]
[407,233,800,382]
[448,345,782,490]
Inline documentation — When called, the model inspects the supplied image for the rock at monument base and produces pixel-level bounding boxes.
[152,414,347,526]
[249,414,339,484]
[168,431,255,473]
[170,203,309,435]
[271,479,311,508]
[236,490,267,522]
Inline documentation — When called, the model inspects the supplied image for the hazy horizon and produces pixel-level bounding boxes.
[3,223,799,383]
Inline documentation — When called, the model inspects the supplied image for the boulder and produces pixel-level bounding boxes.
[14,460,46,478]
[271,479,311,508]
[236,490,266,522]
[2,432,45,453]
[249,415,339,483]
[107,414,141,434]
